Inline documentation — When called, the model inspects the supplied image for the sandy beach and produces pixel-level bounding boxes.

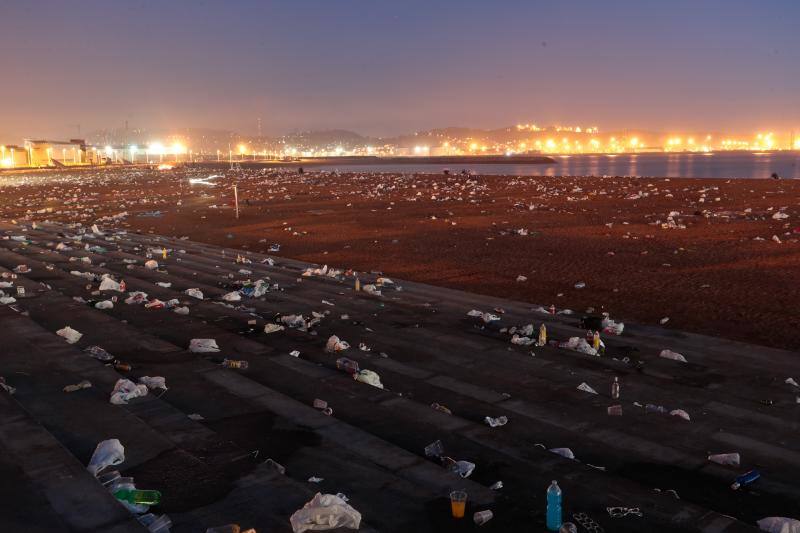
[1,167,798,350]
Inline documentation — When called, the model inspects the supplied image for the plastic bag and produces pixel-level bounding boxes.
[184,288,204,300]
[289,492,361,533]
[189,338,220,353]
[222,291,241,302]
[139,376,167,390]
[660,349,687,363]
[708,453,740,466]
[87,438,125,476]
[56,326,83,344]
[144,260,159,270]
[355,369,383,389]
[264,323,285,334]
[99,277,122,292]
[757,517,800,533]
[325,335,350,353]
[110,379,148,405]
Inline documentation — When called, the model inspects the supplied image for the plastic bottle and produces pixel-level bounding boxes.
[119,280,126,292]
[538,324,547,346]
[731,469,760,490]
[114,488,162,505]
[222,359,249,370]
[355,277,361,292]
[611,377,620,400]
[592,331,601,351]
[546,480,562,531]
[549,304,556,315]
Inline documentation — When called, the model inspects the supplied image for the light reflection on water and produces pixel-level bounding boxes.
[317,151,800,179]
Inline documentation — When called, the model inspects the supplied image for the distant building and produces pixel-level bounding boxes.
[0,144,29,167]
[23,139,88,167]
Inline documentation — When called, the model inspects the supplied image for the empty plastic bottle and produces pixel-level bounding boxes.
[114,488,162,505]
[731,469,760,490]
[222,359,249,369]
[546,480,562,531]
[611,377,620,400]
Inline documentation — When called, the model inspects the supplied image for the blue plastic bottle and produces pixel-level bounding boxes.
[546,480,562,531]
[731,469,760,490]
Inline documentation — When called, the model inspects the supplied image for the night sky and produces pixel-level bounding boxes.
[1,0,798,139]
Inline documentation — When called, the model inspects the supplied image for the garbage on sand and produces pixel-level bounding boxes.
[190,338,220,353]
[63,380,92,393]
[659,349,688,363]
[289,492,362,533]
[484,416,508,427]
[56,326,83,344]
[110,379,149,405]
[355,369,384,389]
[756,517,800,533]
[708,453,740,466]
[139,376,167,390]
[325,335,350,352]
[576,382,598,394]
[560,337,598,356]
[87,438,125,476]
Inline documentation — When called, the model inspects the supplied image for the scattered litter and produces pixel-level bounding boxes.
[139,376,167,390]
[289,493,361,533]
[189,338,220,353]
[549,448,576,460]
[484,416,508,427]
[355,369,383,389]
[577,382,598,394]
[110,378,149,405]
[659,349,687,363]
[87,438,125,476]
[708,453,740,466]
[264,323,285,334]
[185,288,204,299]
[63,380,92,393]
[308,477,324,483]
[670,409,691,421]
[325,335,350,352]
[756,517,800,533]
[56,326,83,344]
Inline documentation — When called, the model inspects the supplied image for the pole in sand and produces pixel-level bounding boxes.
[233,184,239,219]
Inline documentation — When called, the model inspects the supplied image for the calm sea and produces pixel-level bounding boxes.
[317,151,800,179]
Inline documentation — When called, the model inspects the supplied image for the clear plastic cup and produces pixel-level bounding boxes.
[473,509,493,525]
[450,490,467,518]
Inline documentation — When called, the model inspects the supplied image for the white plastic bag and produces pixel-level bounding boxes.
[144,260,159,270]
[87,438,125,476]
[222,291,241,302]
[289,492,362,533]
[184,288,204,300]
[757,517,800,533]
[139,376,167,390]
[99,277,122,292]
[660,349,687,363]
[264,323,285,334]
[110,379,148,405]
[325,335,350,353]
[355,369,383,389]
[189,338,220,353]
[57,326,83,344]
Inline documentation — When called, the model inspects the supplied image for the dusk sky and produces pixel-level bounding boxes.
[1,0,798,140]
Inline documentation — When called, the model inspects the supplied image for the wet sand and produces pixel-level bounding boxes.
[2,167,798,350]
